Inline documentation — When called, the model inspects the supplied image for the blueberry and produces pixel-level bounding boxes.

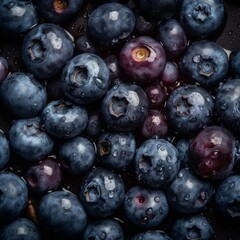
[97,131,136,170]
[230,51,240,78]
[180,40,228,87]
[135,138,180,188]
[41,100,88,139]
[82,218,124,240]
[159,61,180,87]
[215,175,240,220]
[158,18,188,60]
[0,218,41,240]
[61,53,110,105]
[37,0,84,24]
[171,215,213,240]
[179,0,225,37]
[38,190,87,238]
[144,82,167,108]
[74,34,99,55]
[0,130,10,170]
[139,0,182,20]
[104,54,121,81]
[141,109,168,139]
[0,172,28,223]
[120,36,166,84]
[174,137,191,168]
[88,3,135,48]
[167,168,214,214]
[79,167,125,218]
[0,56,9,82]
[0,0,39,34]
[26,158,62,196]
[189,125,235,179]
[131,230,172,240]
[58,136,96,174]
[9,117,54,161]
[215,79,240,133]
[101,83,148,131]
[22,23,74,79]
[165,84,214,135]
[0,72,47,118]
[124,185,169,228]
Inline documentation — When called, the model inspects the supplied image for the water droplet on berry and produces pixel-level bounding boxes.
[154,196,160,203]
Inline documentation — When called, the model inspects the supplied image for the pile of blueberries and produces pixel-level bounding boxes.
[0,0,240,239]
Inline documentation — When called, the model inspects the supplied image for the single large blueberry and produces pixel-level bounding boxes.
[165,84,214,135]
[88,3,135,48]
[97,131,136,170]
[171,215,213,240]
[0,0,39,34]
[79,167,125,218]
[82,218,124,240]
[22,23,74,79]
[0,218,41,240]
[124,185,169,228]
[180,0,225,37]
[0,131,10,170]
[58,136,95,174]
[167,168,214,214]
[41,100,88,139]
[38,191,87,238]
[131,230,171,240]
[180,40,228,88]
[61,53,110,105]
[101,83,148,131]
[135,139,180,188]
[0,72,47,118]
[0,172,28,223]
[37,0,84,24]
[9,117,54,161]
[215,175,240,220]
[215,79,240,133]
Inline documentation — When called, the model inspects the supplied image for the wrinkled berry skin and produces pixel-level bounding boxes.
[124,185,169,228]
[189,125,235,179]
[167,168,214,214]
[131,230,171,240]
[0,72,47,118]
[41,100,88,139]
[119,36,166,84]
[37,0,84,24]
[26,158,62,196]
[79,167,125,218]
[61,53,110,105]
[135,139,180,188]
[0,172,28,223]
[180,0,225,37]
[165,85,214,135]
[0,131,10,170]
[171,215,213,240]
[215,175,240,221]
[139,0,182,20]
[58,137,95,174]
[180,40,228,88]
[97,131,136,170]
[0,0,38,34]
[101,83,148,131]
[158,19,188,60]
[82,218,124,240]
[88,3,135,48]
[22,23,74,79]
[38,191,87,238]
[9,117,54,161]
[0,218,41,240]
[215,79,240,133]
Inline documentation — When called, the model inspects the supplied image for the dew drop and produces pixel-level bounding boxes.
[108,190,114,198]
[154,196,160,203]
[146,208,153,215]
[229,182,235,189]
